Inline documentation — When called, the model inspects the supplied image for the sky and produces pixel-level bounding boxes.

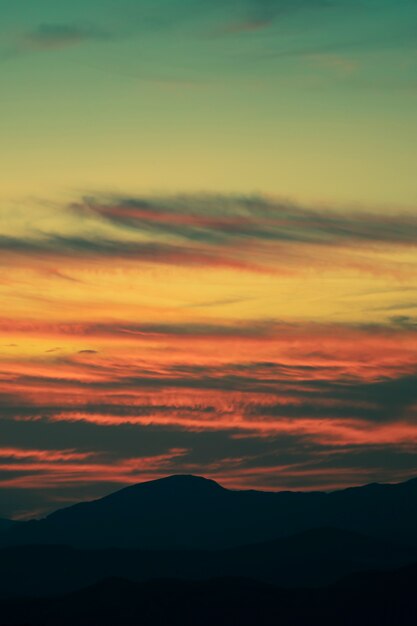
[0,0,417,519]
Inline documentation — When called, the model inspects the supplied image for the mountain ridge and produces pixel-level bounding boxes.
[1,561,417,626]
[0,526,415,596]
[2,474,417,550]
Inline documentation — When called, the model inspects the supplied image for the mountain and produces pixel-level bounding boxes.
[1,475,416,624]
[1,562,417,626]
[2,474,417,549]
[0,527,415,596]
[0,519,17,534]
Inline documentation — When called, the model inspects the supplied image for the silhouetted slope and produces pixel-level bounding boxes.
[0,519,17,533]
[2,475,417,549]
[1,563,417,626]
[0,528,415,596]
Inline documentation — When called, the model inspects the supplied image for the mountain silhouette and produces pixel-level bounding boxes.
[1,562,417,626]
[0,519,16,533]
[1,476,417,625]
[0,527,415,596]
[3,474,417,550]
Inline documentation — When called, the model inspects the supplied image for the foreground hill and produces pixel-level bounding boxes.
[1,562,417,626]
[2,474,417,550]
[0,520,16,534]
[1,527,415,595]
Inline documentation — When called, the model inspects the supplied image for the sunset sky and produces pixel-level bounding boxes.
[1,0,417,519]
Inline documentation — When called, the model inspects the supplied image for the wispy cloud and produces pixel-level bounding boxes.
[0,447,95,462]
[216,0,337,35]
[1,194,416,276]
[76,194,417,247]
[1,189,416,517]
[1,329,416,517]
[21,22,109,51]
[1,320,416,430]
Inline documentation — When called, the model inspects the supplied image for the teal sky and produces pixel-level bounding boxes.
[1,0,416,206]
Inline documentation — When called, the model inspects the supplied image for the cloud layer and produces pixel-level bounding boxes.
[1,194,416,277]
[0,191,416,518]
[22,23,108,51]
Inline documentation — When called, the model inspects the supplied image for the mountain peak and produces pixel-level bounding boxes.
[125,474,225,494]
[151,474,222,487]
[91,474,226,508]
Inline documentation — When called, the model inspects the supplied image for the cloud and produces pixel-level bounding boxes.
[0,447,95,462]
[214,0,344,36]
[77,193,417,278]
[212,0,416,64]
[1,194,416,277]
[1,187,417,517]
[1,318,416,517]
[73,194,417,248]
[0,317,278,340]
[307,53,358,75]
[21,22,108,51]
[390,315,417,328]
[0,233,266,273]
[1,331,416,429]
[216,18,274,36]
[249,0,334,22]
[0,410,416,518]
